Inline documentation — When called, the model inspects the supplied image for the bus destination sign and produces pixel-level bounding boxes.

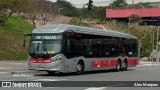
[33,35,62,40]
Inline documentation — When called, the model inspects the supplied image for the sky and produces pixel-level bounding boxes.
[49,0,160,4]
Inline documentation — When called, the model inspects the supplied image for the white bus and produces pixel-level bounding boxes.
[24,24,139,75]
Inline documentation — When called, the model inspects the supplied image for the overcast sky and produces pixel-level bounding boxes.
[49,0,160,4]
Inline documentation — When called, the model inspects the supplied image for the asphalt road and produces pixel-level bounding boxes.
[0,60,160,90]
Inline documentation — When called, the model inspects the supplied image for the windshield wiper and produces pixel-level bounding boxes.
[43,42,48,54]
[32,43,40,55]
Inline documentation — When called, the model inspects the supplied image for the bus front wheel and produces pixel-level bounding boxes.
[76,61,84,75]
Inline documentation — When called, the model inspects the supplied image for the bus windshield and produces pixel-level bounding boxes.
[29,40,61,59]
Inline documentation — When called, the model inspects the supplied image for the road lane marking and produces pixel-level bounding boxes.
[27,77,37,80]
[0,76,14,79]
[10,63,27,65]
[136,67,160,71]
[107,83,125,87]
[0,72,9,74]
[11,70,37,74]
[85,87,107,90]
[85,84,124,90]
[1,79,16,81]
[137,64,160,66]
[44,87,55,90]
[0,67,10,69]
[33,79,67,81]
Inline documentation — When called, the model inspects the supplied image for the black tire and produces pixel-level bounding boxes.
[76,61,84,75]
[47,71,55,75]
[115,60,121,72]
[122,60,128,71]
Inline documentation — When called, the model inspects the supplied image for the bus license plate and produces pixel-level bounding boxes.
[36,67,44,70]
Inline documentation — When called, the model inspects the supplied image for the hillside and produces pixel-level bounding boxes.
[0,16,32,60]
[0,16,153,60]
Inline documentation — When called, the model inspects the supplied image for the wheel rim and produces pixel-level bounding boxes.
[117,62,120,70]
[117,63,120,70]
[123,63,126,68]
[123,61,127,69]
[77,64,82,71]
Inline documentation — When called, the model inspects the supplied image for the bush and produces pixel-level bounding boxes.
[70,17,79,24]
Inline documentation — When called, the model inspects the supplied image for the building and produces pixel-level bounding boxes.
[106,8,160,25]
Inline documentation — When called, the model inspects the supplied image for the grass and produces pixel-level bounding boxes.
[0,16,32,60]
[0,16,89,60]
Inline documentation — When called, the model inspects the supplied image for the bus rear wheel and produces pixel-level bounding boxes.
[122,60,128,71]
[47,71,55,75]
[76,61,84,75]
[115,60,121,72]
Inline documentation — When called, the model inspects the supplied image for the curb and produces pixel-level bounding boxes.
[139,61,160,64]
[10,71,39,74]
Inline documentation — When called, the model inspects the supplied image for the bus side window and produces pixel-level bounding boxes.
[131,39,138,57]
[109,38,116,57]
[124,39,133,57]
[105,39,110,56]
[67,39,71,52]
[64,38,76,58]
[83,39,92,57]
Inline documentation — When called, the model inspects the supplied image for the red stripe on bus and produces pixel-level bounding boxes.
[29,58,52,63]
[92,59,138,68]
[92,60,116,68]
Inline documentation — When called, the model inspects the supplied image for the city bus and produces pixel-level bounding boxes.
[24,24,139,75]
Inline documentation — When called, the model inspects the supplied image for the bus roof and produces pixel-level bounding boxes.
[32,24,137,39]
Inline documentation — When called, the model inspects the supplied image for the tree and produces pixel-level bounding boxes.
[91,6,106,21]
[56,0,79,17]
[0,0,26,25]
[127,2,154,9]
[38,1,58,25]
[79,6,106,22]
[23,0,39,29]
[109,0,127,9]
[24,0,58,28]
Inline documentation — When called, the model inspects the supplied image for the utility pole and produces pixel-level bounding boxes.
[110,0,113,21]
[78,4,87,25]
[78,0,93,25]
[156,26,160,61]
[151,27,155,63]
[132,0,134,4]
[110,0,113,9]
[152,26,155,53]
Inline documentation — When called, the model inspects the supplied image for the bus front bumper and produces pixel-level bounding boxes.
[28,61,65,72]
